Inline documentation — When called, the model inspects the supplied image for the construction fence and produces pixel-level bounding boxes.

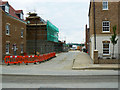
[4,52,56,65]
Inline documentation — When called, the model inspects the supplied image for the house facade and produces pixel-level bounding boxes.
[0,1,26,62]
[0,8,2,64]
[89,0,120,61]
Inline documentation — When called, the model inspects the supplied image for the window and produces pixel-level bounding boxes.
[5,5,9,13]
[6,43,10,54]
[20,44,24,53]
[21,29,24,38]
[102,21,110,32]
[6,24,10,35]
[103,0,108,10]
[20,13,23,19]
[103,43,110,55]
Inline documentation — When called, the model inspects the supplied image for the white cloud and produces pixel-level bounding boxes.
[26,0,90,3]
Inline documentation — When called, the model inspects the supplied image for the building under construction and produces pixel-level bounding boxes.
[26,12,64,54]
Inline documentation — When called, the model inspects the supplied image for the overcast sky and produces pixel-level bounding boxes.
[3,0,90,43]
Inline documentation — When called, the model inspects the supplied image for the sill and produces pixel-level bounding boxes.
[21,36,24,38]
[6,53,10,55]
[103,54,111,57]
[101,32,111,34]
[6,34,10,36]
[102,9,109,11]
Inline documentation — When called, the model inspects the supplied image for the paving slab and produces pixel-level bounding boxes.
[72,52,120,70]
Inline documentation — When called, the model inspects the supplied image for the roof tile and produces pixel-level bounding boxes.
[1,1,24,20]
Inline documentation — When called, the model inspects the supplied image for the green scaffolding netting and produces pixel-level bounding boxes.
[47,20,59,42]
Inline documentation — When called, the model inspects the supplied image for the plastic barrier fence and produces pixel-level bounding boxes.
[4,52,56,65]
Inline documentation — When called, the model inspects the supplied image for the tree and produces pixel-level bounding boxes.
[110,25,118,58]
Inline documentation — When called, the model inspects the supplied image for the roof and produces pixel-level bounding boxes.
[0,1,24,20]
[15,10,23,14]
[26,12,47,24]
[1,1,8,5]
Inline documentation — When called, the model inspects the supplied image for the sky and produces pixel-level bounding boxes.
[3,0,90,44]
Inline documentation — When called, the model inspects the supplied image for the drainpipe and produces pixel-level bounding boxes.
[93,0,96,50]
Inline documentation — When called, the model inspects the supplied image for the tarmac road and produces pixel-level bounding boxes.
[2,74,119,88]
[1,51,119,89]
[2,51,80,74]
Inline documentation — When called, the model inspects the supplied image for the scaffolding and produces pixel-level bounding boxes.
[47,20,59,42]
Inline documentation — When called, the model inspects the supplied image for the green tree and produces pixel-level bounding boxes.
[110,25,118,58]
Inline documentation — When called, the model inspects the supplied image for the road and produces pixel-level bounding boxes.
[2,51,80,74]
[2,74,119,88]
[1,51,119,89]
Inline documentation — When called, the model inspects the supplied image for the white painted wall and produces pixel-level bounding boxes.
[90,36,94,59]
[118,35,120,59]
[90,35,119,59]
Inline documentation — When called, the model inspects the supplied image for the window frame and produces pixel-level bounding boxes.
[103,43,110,55]
[20,44,24,53]
[6,24,10,35]
[6,43,10,54]
[21,29,24,38]
[102,21,110,32]
[5,5,9,13]
[20,13,23,19]
[102,0,108,10]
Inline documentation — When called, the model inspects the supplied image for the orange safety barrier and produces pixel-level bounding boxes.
[4,52,56,65]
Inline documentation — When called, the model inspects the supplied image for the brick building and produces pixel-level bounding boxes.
[0,1,26,62]
[85,24,90,54]
[0,7,2,64]
[26,13,60,54]
[88,0,120,61]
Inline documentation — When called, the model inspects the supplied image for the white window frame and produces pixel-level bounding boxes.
[102,21,110,32]
[20,13,23,19]
[21,29,24,38]
[102,0,108,10]
[5,5,9,13]
[6,24,10,35]
[103,43,110,55]
[20,44,24,53]
[6,43,10,54]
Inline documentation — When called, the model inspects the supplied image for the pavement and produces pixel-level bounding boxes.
[72,52,120,70]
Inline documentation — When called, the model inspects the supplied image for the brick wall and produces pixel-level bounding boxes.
[98,59,120,64]
[85,25,88,50]
[89,2,94,37]
[26,25,47,40]
[89,2,119,36]
[0,9,2,64]
[95,2,119,35]
[85,24,90,54]
[2,11,26,59]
